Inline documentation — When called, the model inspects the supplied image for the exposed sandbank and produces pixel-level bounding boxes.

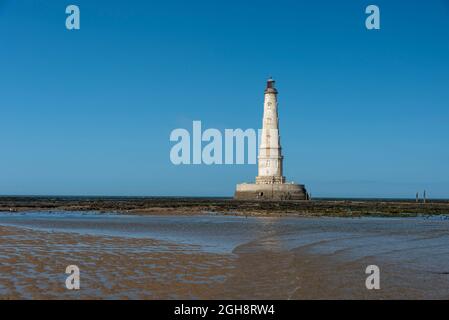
[1,214,449,299]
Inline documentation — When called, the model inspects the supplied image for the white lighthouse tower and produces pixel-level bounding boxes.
[234,78,307,200]
[256,78,285,184]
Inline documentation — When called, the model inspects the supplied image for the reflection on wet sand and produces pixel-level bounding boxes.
[0,213,448,299]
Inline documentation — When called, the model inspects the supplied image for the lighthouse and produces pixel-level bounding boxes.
[234,78,307,200]
[256,78,285,184]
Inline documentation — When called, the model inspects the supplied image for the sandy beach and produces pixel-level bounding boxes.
[1,212,448,299]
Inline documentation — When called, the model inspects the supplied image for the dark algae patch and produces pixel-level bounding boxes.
[1,196,449,217]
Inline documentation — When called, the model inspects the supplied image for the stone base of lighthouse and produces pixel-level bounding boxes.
[234,182,307,200]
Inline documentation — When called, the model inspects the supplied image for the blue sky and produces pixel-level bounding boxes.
[1,0,448,198]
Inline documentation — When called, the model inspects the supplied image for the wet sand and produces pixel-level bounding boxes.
[1,213,449,299]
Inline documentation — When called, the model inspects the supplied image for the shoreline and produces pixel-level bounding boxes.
[1,197,449,217]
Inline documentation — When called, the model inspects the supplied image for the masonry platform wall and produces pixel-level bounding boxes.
[234,183,307,200]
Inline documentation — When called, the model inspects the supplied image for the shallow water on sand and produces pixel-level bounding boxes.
[0,212,449,299]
